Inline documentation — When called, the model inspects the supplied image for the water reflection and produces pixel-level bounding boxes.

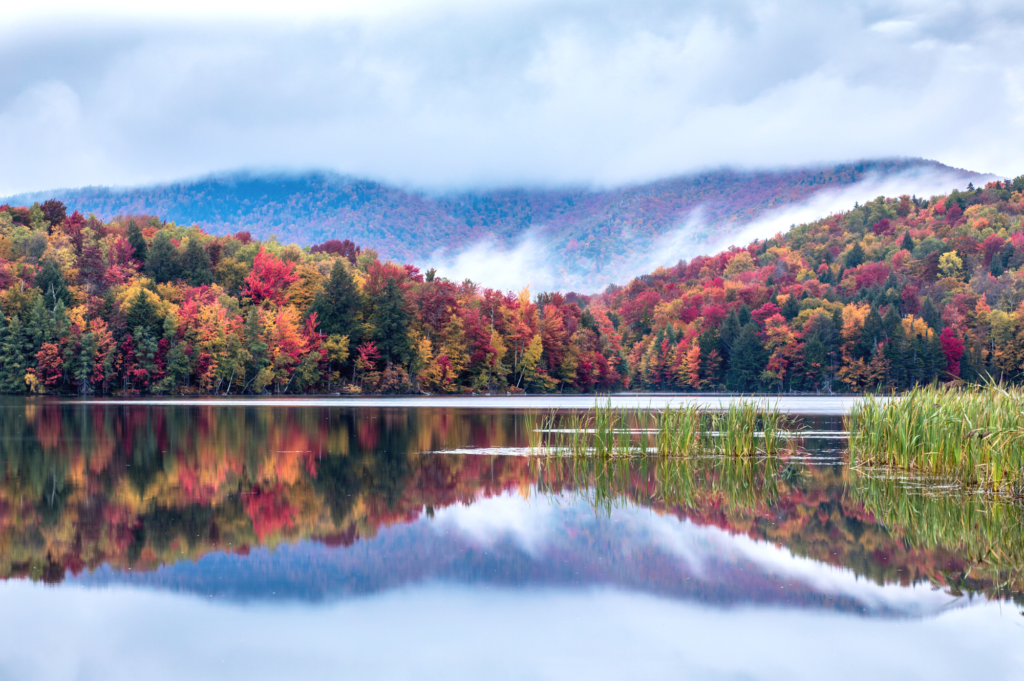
[0,400,1021,610]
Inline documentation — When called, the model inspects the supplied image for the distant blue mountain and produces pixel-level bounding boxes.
[7,159,984,291]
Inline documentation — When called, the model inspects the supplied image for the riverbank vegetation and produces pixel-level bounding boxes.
[527,402,786,458]
[2,176,1024,395]
[848,384,1024,494]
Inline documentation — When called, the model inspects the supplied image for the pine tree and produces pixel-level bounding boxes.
[0,315,32,393]
[920,298,942,332]
[158,342,190,393]
[855,306,884,361]
[74,330,98,394]
[845,242,865,268]
[243,308,269,390]
[803,333,826,390]
[780,294,799,320]
[126,220,148,264]
[25,294,54,353]
[146,231,181,284]
[737,304,752,327]
[901,231,914,252]
[181,237,213,286]
[308,260,363,341]
[125,290,161,338]
[697,327,722,388]
[990,255,1004,277]
[35,258,73,309]
[370,278,412,366]
[725,322,767,392]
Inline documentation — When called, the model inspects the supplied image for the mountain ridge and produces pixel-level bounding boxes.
[5,158,986,291]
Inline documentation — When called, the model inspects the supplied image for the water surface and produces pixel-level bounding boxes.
[0,399,1019,680]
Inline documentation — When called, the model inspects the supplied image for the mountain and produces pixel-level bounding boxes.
[6,159,984,292]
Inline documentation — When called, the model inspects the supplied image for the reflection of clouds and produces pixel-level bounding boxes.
[642,514,958,617]
[431,492,558,556]
[0,581,1020,681]
[435,492,959,616]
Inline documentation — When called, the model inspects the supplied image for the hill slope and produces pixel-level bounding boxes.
[7,159,982,291]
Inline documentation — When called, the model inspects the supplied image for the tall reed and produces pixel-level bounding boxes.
[847,383,1024,494]
[532,400,787,458]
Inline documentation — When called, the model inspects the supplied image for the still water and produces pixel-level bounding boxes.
[0,398,1020,680]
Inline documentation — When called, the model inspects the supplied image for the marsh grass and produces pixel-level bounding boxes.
[847,384,1024,495]
[527,400,791,458]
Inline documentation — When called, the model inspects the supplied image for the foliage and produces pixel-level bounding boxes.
[1,176,1024,394]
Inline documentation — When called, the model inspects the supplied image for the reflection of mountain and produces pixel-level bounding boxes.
[0,402,1020,607]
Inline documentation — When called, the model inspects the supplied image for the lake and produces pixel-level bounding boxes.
[0,397,1020,680]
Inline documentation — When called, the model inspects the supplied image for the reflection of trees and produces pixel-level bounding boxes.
[0,403,536,581]
[0,401,1020,602]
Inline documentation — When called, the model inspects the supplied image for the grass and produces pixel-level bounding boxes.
[526,400,790,458]
[847,383,1024,495]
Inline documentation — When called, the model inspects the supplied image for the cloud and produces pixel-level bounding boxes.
[1,0,1023,195]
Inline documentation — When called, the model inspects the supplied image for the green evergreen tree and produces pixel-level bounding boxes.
[725,322,767,392]
[181,237,213,286]
[25,294,53,354]
[126,289,161,338]
[157,342,190,393]
[1000,240,1015,269]
[737,304,752,327]
[803,333,827,390]
[133,327,160,389]
[924,331,945,383]
[920,297,942,332]
[0,315,29,393]
[308,260,363,341]
[855,306,884,360]
[780,294,799,320]
[370,278,413,366]
[990,255,1004,277]
[35,258,73,309]
[126,220,148,264]
[146,231,181,284]
[697,327,722,388]
[900,231,914,252]
[845,242,865,268]
[74,331,98,395]
[243,308,269,391]
[881,305,904,388]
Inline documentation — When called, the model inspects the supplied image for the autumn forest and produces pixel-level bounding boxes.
[2,176,1024,396]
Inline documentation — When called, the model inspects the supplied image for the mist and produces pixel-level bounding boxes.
[432,166,987,293]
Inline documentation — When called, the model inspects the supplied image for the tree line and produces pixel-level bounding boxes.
[1,176,1023,395]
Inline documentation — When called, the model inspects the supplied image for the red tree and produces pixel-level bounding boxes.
[242,246,299,305]
[939,327,964,378]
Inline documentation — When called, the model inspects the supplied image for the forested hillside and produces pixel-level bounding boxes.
[8,159,978,291]
[1,176,1023,396]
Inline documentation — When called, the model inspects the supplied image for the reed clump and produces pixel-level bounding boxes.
[528,401,788,458]
[847,384,1024,494]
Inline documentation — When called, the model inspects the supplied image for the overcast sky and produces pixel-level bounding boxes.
[2,0,1023,195]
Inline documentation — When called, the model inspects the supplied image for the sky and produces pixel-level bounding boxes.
[2,0,1024,196]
